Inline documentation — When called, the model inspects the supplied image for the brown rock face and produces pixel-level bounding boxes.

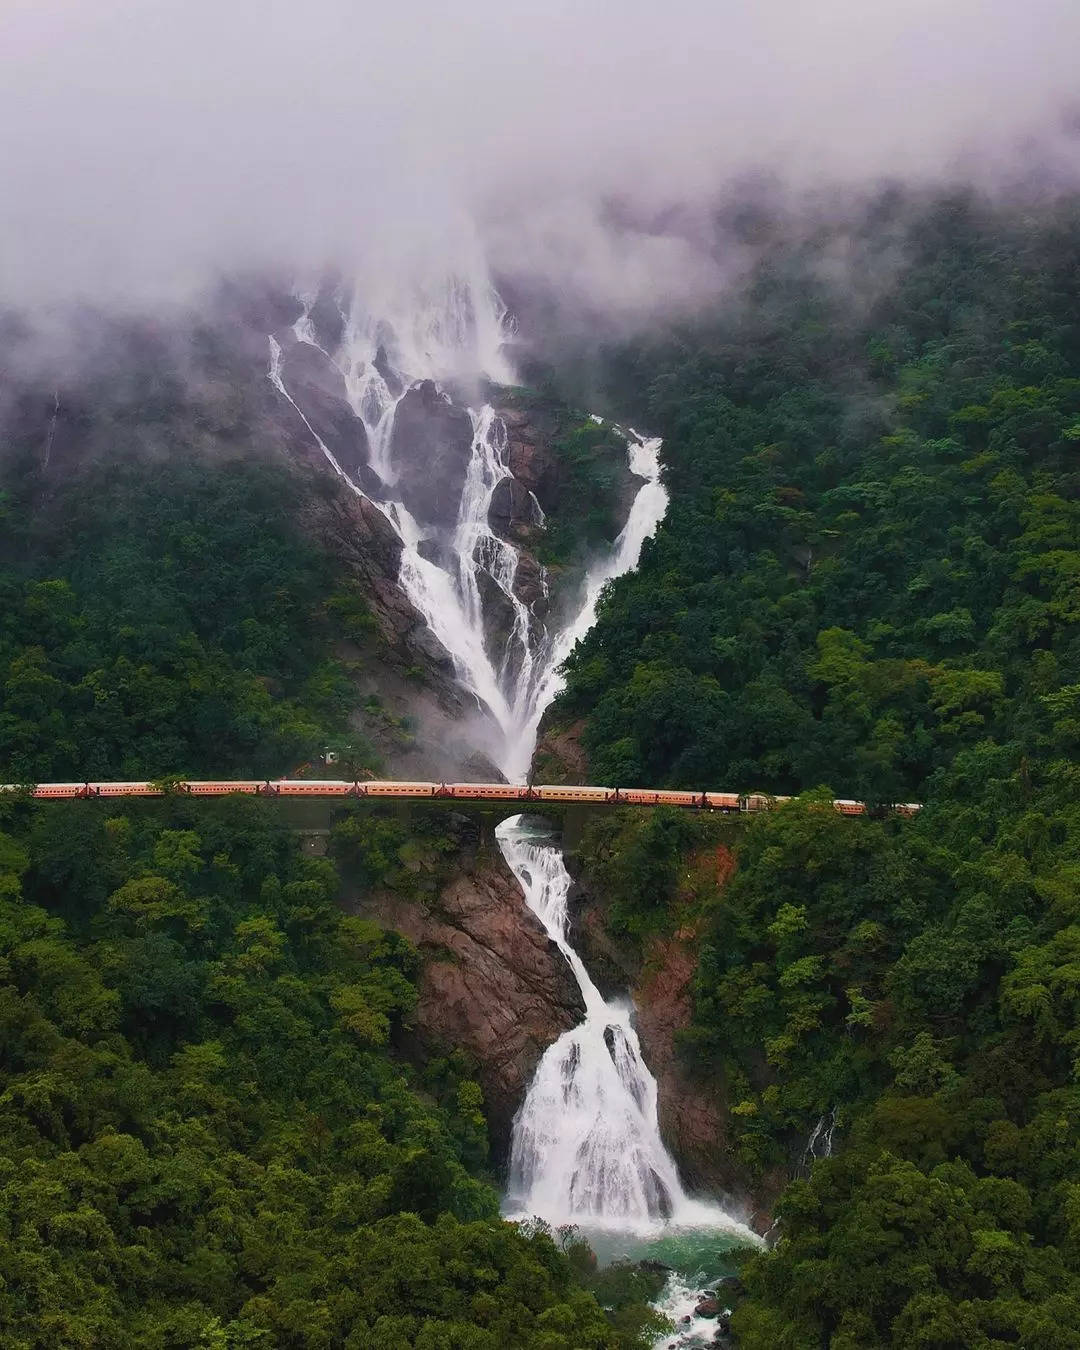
[506,434,560,513]
[533,718,589,784]
[354,855,584,1147]
[511,549,548,611]
[298,483,450,663]
[635,925,728,1192]
[488,475,542,544]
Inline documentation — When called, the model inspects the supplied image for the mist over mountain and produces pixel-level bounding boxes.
[8,5,1080,1348]
[2,0,1079,335]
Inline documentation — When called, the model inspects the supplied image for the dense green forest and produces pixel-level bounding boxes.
[0,452,662,1345]
[0,454,370,783]
[7,186,1080,1347]
[563,191,1080,1346]
[0,791,661,1346]
[560,191,1080,805]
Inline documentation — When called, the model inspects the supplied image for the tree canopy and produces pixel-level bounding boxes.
[565,188,1080,1346]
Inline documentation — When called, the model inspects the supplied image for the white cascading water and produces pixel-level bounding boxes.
[270,270,667,781]
[499,431,665,782]
[497,815,757,1240]
[272,271,756,1326]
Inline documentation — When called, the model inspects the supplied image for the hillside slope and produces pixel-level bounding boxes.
[552,189,1080,1346]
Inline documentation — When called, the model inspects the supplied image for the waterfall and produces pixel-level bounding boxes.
[497,815,756,1239]
[802,1110,837,1166]
[269,276,668,781]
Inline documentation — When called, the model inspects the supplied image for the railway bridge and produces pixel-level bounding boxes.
[4,779,921,817]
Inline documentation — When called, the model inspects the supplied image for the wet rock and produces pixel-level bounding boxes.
[506,435,559,512]
[498,407,531,430]
[415,535,456,571]
[713,1314,736,1347]
[474,568,519,676]
[390,380,474,527]
[374,344,404,397]
[411,623,455,671]
[279,341,378,492]
[307,287,347,351]
[532,717,590,784]
[489,475,542,543]
[512,548,548,611]
[296,479,462,691]
[695,1296,721,1318]
[462,751,507,783]
[352,857,585,1146]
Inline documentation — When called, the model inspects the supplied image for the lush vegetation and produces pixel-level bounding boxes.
[534,417,634,567]
[562,191,1080,1346]
[495,388,635,567]
[0,441,662,1345]
[0,793,657,1347]
[9,186,1080,1346]
[559,191,1080,805]
[0,453,374,783]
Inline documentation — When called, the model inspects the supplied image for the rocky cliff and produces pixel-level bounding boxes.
[347,838,583,1149]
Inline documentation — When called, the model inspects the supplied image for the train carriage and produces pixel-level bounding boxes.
[360,781,439,798]
[271,780,354,796]
[833,798,867,816]
[186,780,263,796]
[445,782,531,800]
[704,791,740,812]
[30,782,90,799]
[533,784,614,803]
[655,789,703,808]
[617,788,702,808]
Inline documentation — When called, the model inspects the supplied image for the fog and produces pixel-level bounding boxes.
[1,0,1079,317]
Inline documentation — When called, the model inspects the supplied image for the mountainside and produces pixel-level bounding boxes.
[0,285,674,1347]
[0,791,670,1347]
[7,185,1080,1348]
[0,283,643,785]
[543,188,1080,1347]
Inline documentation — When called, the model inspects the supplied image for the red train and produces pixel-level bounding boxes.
[1,780,921,815]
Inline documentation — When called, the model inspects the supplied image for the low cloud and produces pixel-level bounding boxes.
[1,0,1078,320]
